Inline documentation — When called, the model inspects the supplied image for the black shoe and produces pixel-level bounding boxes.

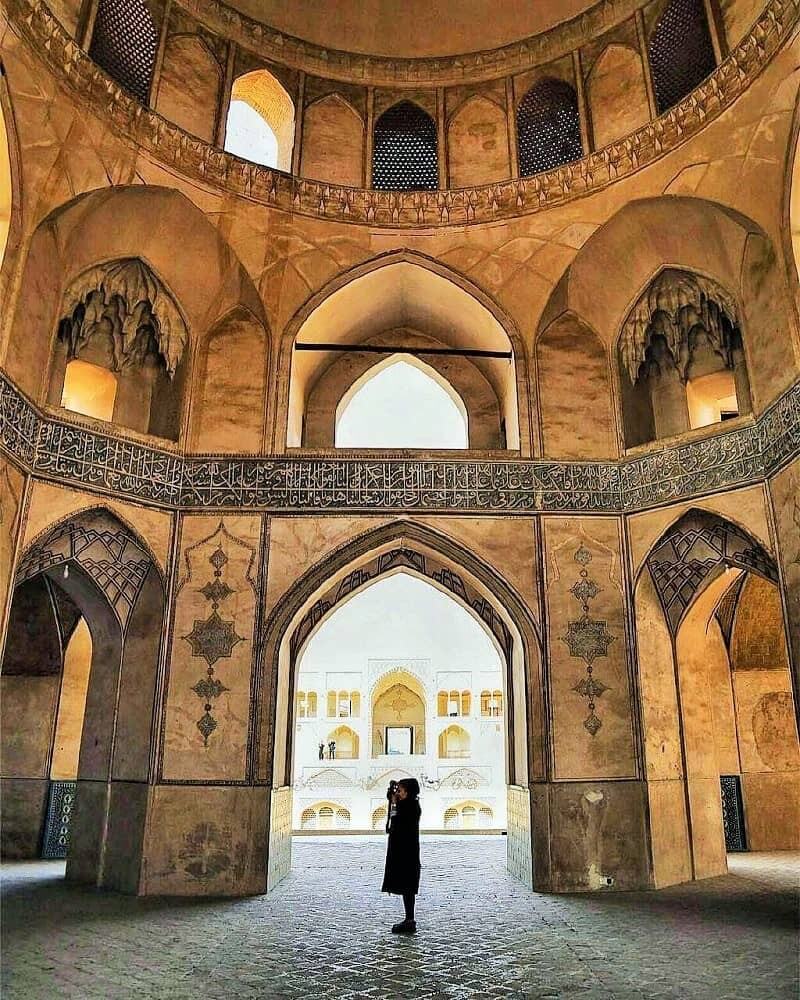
[391,920,417,934]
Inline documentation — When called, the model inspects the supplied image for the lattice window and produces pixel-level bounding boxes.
[89,0,159,104]
[516,78,582,177]
[649,0,716,114]
[373,101,438,191]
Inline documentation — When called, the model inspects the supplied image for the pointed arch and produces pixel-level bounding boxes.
[372,100,438,191]
[447,94,510,187]
[281,249,529,454]
[258,518,542,797]
[516,77,582,176]
[586,43,650,149]
[2,507,165,889]
[301,93,364,187]
[648,0,716,114]
[226,69,295,171]
[334,354,469,449]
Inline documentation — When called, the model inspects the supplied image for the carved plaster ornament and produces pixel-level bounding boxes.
[620,269,739,384]
[58,259,187,377]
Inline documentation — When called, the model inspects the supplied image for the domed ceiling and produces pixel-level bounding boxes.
[226,0,602,57]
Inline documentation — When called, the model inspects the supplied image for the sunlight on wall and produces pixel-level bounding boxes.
[335,358,468,448]
[0,97,11,273]
[60,360,117,421]
[50,618,92,780]
[686,370,738,429]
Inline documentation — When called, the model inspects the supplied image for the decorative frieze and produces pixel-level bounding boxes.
[1,373,798,514]
[6,0,798,228]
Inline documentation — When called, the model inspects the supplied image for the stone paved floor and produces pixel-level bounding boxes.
[2,836,798,1000]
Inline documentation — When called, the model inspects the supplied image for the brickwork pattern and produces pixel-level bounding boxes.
[2,838,798,999]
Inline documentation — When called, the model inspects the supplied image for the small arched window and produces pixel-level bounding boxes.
[649,0,716,114]
[481,690,503,717]
[89,0,158,104]
[225,70,295,171]
[373,101,438,191]
[296,691,318,719]
[372,805,388,830]
[438,725,471,759]
[517,78,582,177]
[335,356,468,450]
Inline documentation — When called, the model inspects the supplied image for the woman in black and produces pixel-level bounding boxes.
[381,778,421,934]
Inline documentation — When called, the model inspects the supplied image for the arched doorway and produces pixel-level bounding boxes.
[0,509,165,891]
[257,521,542,891]
[635,509,800,885]
[291,572,507,833]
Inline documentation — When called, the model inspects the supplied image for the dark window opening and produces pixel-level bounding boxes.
[649,0,716,114]
[89,0,159,104]
[372,101,438,191]
[516,78,583,177]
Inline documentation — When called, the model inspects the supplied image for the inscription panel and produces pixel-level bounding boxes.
[1,374,798,515]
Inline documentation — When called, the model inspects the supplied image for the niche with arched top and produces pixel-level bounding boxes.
[516,78,582,177]
[47,259,189,441]
[618,269,752,448]
[301,94,364,187]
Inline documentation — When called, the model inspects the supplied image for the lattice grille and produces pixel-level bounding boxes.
[516,78,582,177]
[89,0,158,104]
[649,0,716,114]
[373,101,438,191]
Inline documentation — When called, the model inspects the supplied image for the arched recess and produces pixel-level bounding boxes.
[617,268,751,447]
[301,94,364,187]
[535,310,616,459]
[155,34,221,142]
[188,305,269,453]
[647,0,716,114]
[225,69,295,171]
[516,77,582,176]
[6,185,267,446]
[257,519,543,890]
[586,44,650,149]
[550,196,798,432]
[281,251,528,454]
[782,91,800,323]
[634,508,800,888]
[0,508,165,892]
[447,95,510,188]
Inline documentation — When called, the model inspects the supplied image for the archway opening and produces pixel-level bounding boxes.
[225,70,295,171]
[335,356,469,449]
[637,510,800,885]
[290,572,507,835]
[0,510,165,892]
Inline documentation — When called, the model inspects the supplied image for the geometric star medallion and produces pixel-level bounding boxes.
[561,615,614,666]
[183,610,244,666]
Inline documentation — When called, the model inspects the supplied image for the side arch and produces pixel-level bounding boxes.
[2,507,165,891]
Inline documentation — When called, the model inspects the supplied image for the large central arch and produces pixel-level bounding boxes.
[256,519,543,889]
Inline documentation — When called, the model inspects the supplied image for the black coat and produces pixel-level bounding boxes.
[381,798,421,895]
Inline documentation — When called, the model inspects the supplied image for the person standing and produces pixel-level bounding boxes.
[318,741,325,761]
[328,740,336,760]
[381,778,421,934]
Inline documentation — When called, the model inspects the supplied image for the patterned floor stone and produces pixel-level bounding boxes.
[1,837,798,1000]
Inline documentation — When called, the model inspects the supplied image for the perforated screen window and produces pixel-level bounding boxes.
[89,0,159,104]
[373,101,438,191]
[516,79,582,178]
[649,0,716,114]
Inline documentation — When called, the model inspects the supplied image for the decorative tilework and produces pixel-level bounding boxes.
[1,373,798,515]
